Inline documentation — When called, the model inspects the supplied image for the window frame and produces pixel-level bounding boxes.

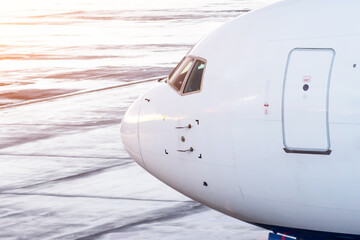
[168,55,207,96]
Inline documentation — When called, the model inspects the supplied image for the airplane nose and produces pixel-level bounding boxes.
[120,97,146,169]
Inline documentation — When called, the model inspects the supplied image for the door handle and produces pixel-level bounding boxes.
[176,124,192,129]
[177,147,194,153]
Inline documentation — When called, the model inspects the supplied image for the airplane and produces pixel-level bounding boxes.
[120,0,360,239]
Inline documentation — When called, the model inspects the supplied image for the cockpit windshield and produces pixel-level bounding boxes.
[169,58,194,91]
[168,56,206,94]
[183,60,205,93]
[169,57,185,80]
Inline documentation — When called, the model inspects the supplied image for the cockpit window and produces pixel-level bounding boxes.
[183,60,205,93]
[168,56,206,94]
[169,58,194,91]
[169,57,185,80]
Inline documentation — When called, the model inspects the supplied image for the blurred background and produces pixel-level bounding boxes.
[0,0,279,239]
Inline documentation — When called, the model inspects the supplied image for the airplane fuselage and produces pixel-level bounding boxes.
[121,1,360,239]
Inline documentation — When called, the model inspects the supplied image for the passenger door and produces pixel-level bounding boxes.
[282,48,335,154]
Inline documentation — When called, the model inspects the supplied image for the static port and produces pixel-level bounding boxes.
[303,84,309,91]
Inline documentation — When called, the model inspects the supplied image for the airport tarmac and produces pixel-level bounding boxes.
[0,80,268,240]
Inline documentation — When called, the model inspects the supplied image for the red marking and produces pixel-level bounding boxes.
[282,231,294,240]
[303,76,311,83]
[264,103,269,107]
